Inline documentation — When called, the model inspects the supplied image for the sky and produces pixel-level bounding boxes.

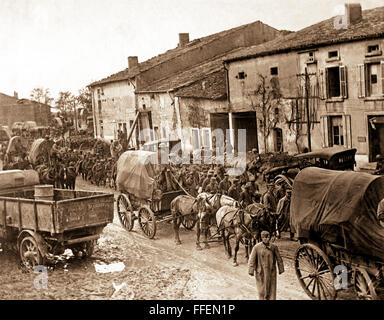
[0,0,383,101]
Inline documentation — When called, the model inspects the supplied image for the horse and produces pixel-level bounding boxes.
[193,192,239,250]
[40,167,56,185]
[65,165,77,190]
[170,195,200,245]
[246,202,277,242]
[216,205,259,266]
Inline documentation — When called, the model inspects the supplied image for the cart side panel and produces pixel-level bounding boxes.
[36,202,56,233]
[5,199,20,228]
[55,194,114,233]
[20,201,37,230]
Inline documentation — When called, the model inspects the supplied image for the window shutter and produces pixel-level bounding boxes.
[339,66,348,98]
[342,114,352,148]
[357,64,366,98]
[319,70,326,99]
[325,68,329,99]
[320,115,329,147]
[381,60,384,96]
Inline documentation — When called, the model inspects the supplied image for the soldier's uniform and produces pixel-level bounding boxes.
[228,178,241,200]
[263,183,277,215]
[218,174,231,195]
[201,170,214,192]
[239,182,253,207]
[206,177,219,194]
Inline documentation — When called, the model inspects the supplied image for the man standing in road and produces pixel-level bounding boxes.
[248,231,284,300]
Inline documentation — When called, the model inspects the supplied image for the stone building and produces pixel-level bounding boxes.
[88,21,282,147]
[0,92,51,129]
[223,3,384,166]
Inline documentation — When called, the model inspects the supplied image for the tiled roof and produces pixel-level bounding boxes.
[89,20,276,87]
[137,55,224,91]
[224,6,384,62]
[174,70,227,100]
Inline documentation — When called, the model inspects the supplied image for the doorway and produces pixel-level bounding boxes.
[368,115,384,162]
[232,112,258,152]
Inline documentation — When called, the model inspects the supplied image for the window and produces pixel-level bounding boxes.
[191,128,200,150]
[321,115,351,148]
[270,67,278,76]
[328,51,339,59]
[330,116,344,146]
[236,72,246,79]
[201,128,212,149]
[97,99,102,115]
[368,44,380,53]
[357,62,384,97]
[324,66,348,99]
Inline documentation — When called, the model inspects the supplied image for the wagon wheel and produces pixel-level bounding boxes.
[138,205,157,239]
[181,214,197,230]
[353,268,378,300]
[117,194,135,231]
[295,243,336,300]
[19,236,44,269]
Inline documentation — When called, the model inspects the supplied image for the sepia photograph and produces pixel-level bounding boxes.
[1,0,384,307]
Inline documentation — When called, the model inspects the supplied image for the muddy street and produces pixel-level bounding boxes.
[0,177,354,300]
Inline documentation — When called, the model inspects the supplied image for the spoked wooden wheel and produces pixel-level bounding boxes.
[19,236,44,269]
[295,243,336,300]
[353,268,378,300]
[181,214,197,230]
[117,194,135,231]
[138,205,156,239]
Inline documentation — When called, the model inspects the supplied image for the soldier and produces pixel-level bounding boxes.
[248,231,284,300]
[228,178,241,201]
[201,170,214,193]
[263,183,277,215]
[276,189,293,240]
[218,173,231,195]
[206,176,219,194]
[239,182,254,207]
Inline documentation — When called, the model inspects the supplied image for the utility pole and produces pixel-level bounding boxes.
[296,68,317,152]
[305,68,311,152]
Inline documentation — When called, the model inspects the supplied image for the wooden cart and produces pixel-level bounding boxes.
[291,167,384,300]
[115,150,191,239]
[0,170,114,269]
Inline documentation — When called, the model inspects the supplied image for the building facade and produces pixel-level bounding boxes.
[88,21,281,147]
[0,92,51,129]
[224,4,384,166]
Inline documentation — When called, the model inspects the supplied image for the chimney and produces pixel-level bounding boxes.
[178,33,190,47]
[345,3,362,26]
[13,91,18,99]
[128,56,138,68]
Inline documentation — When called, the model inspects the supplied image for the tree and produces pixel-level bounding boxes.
[30,87,53,105]
[55,91,75,116]
[247,74,283,153]
[76,87,92,114]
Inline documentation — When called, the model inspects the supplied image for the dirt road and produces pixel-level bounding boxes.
[0,177,328,300]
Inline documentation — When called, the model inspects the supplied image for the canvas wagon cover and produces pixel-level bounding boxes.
[116,150,158,199]
[29,138,53,164]
[290,167,384,260]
